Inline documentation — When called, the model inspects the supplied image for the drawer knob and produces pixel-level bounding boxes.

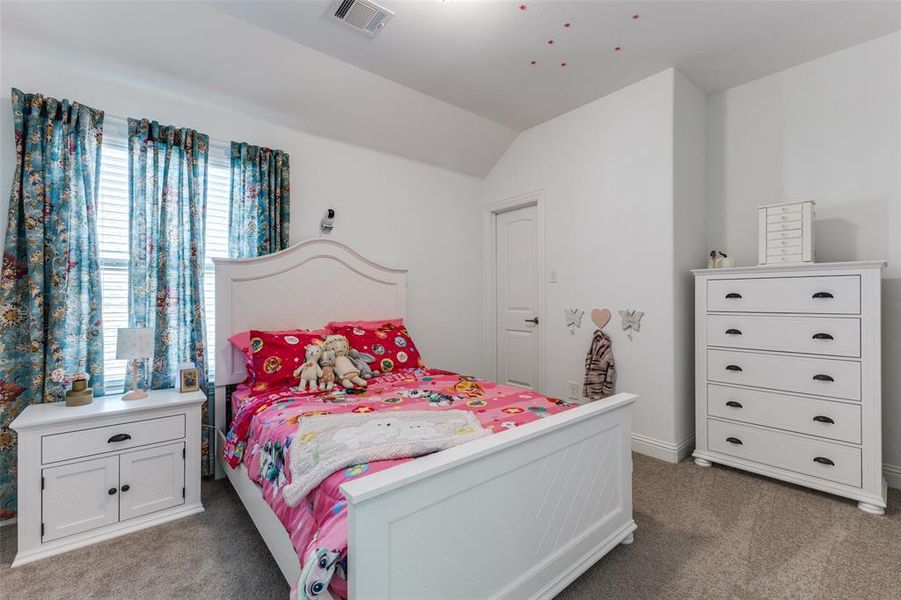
[812,415,835,424]
[726,437,743,445]
[812,292,834,299]
[725,293,742,299]
[813,456,835,467]
[107,433,132,443]
[725,365,743,372]
[812,374,834,382]
[121,484,130,492]
[725,329,742,336]
[108,488,117,495]
[812,333,834,340]
[725,401,743,408]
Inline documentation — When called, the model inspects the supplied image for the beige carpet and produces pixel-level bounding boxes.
[1,454,898,599]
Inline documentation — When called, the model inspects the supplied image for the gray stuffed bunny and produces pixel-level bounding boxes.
[347,348,376,379]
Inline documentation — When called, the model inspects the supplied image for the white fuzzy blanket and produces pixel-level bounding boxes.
[282,410,489,507]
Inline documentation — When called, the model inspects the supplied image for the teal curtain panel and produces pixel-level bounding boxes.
[127,118,214,475]
[0,89,106,520]
[228,141,290,258]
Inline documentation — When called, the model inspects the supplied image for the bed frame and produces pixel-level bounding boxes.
[213,238,637,599]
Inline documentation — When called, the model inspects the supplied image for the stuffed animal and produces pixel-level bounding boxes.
[324,335,367,389]
[293,344,323,392]
[319,349,337,391]
[347,349,376,379]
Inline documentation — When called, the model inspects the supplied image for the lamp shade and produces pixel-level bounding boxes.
[116,327,153,360]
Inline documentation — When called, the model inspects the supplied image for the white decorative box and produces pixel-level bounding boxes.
[758,201,814,265]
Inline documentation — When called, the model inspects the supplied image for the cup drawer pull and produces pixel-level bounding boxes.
[107,433,132,443]
[813,456,835,467]
[812,292,834,299]
[812,415,835,424]
[726,437,743,445]
[725,401,743,408]
[812,333,834,340]
[725,329,742,335]
[812,374,834,382]
[725,293,743,299]
[725,365,743,372]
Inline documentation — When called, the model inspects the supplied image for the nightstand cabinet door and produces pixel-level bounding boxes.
[119,442,185,521]
[42,456,119,542]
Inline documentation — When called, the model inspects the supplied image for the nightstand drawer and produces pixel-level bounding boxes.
[42,414,185,464]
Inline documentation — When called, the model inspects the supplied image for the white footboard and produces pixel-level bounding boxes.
[340,393,637,600]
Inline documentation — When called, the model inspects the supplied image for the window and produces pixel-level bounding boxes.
[97,120,230,393]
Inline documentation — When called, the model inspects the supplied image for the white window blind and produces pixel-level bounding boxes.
[97,122,230,394]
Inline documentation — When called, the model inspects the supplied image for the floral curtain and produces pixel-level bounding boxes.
[0,89,105,520]
[128,119,213,474]
[228,141,290,258]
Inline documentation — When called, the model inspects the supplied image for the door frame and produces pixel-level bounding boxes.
[482,189,547,394]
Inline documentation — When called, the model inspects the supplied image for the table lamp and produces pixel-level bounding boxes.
[116,327,153,400]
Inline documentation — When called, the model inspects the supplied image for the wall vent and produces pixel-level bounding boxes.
[331,0,394,36]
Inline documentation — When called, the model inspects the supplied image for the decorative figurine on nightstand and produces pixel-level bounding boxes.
[116,327,153,400]
[64,372,93,406]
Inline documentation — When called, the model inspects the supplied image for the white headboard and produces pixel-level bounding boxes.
[212,238,407,434]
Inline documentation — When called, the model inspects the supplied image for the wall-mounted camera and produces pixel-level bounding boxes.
[320,208,336,235]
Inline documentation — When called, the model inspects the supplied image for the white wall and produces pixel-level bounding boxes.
[707,32,901,476]
[484,69,705,459]
[672,71,708,450]
[0,34,485,376]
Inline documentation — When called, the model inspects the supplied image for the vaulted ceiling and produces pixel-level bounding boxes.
[215,0,901,130]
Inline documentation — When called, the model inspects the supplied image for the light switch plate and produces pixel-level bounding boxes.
[549,268,558,283]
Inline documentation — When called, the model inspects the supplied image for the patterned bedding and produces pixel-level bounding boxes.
[222,368,574,599]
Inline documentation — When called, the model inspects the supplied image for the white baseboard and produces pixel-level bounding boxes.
[631,433,695,463]
[885,463,901,491]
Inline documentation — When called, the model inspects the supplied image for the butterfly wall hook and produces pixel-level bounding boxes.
[618,309,644,340]
[564,308,585,334]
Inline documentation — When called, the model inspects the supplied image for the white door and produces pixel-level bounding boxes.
[42,456,119,542]
[119,442,185,521]
[495,204,540,390]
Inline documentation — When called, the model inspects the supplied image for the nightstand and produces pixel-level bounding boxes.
[10,388,206,566]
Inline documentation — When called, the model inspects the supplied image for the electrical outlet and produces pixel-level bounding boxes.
[568,381,579,400]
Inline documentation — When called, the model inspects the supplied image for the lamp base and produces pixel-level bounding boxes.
[122,388,149,401]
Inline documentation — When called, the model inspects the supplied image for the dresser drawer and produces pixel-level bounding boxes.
[707,349,861,401]
[707,314,860,357]
[707,275,860,314]
[707,385,861,444]
[708,419,861,487]
[42,415,186,464]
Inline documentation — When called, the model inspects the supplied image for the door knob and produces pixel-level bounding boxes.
[524,317,539,324]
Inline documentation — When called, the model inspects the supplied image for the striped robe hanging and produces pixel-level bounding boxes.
[583,330,616,400]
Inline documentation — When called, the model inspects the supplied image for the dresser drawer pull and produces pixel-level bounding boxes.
[108,488,117,495]
[725,293,743,299]
[813,456,835,467]
[812,291,834,299]
[725,329,742,335]
[726,437,743,445]
[811,333,834,340]
[725,401,743,408]
[812,415,835,424]
[121,484,130,492]
[812,374,835,382]
[725,365,743,372]
[107,433,132,443]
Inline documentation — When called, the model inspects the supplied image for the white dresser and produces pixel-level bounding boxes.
[10,389,206,566]
[693,261,886,514]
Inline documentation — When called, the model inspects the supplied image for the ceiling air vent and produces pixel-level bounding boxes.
[331,0,394,36]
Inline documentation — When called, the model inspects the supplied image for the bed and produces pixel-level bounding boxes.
[213,238,637,599]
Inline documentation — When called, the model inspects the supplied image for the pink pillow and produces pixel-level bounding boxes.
[247,329,329,387]
[325,318,404,330]
[328,321,424,373]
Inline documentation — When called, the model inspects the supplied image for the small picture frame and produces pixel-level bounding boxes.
[178,367,200,393]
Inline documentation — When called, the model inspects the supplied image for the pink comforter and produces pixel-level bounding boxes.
[222,368,573,599]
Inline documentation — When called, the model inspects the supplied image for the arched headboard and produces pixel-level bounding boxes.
[212,238,407,435]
